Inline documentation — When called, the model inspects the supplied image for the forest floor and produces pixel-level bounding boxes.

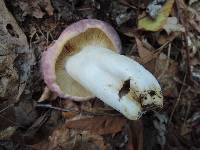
[0,0,200,150]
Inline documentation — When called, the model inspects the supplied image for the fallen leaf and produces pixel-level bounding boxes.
[138,0,175,31]
[135,38,155,64]
[65,116,127,135]
[163,17,185,34]
[135,38,157,73]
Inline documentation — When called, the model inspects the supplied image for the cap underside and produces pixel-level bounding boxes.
[55,28,117,98]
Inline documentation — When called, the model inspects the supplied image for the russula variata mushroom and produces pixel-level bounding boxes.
[41,19,163,120]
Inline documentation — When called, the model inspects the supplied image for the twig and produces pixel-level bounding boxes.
[119,0,137,9]
[155,41,170,53]
[169,73,187,123]
[0,104,13,114]
[182,101,191,131]
[35,103,121,117]
[0,114,21,127]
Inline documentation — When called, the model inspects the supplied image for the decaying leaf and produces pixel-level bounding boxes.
[138,0,175,31]
[135,37,157,73]
[135,38,155,64]
[65,116,127,135]
[163,17,185,34]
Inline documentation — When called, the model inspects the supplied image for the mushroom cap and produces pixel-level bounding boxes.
[41,19,122,101]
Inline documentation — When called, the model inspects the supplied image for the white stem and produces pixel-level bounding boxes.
[65,45,163,120]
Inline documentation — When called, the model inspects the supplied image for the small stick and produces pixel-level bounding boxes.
[169,73,187,123]
[35,103,121,117]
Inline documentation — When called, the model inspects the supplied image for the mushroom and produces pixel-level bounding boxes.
[41,19,163,120]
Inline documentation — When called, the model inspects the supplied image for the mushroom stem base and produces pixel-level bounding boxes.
[65,45,162,120]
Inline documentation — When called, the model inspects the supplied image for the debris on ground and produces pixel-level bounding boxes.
[0,0,200,149]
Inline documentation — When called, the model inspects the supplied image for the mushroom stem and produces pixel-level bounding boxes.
[65,45,163,120]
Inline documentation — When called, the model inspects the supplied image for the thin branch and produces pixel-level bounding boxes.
[169,73,187,123]
[35,103,121,117]
[0,104,13,114]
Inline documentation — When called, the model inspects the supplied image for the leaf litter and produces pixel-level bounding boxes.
[0,0,200,149]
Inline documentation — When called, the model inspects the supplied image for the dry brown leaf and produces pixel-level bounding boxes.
[135,38,157,73]
[65,116,127,135]
[135,38,155,64]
